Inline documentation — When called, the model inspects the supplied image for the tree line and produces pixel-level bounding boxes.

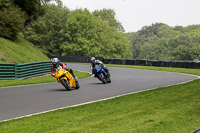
[127,23,200,61]
[1,0,200,60]
[0,0,132,59]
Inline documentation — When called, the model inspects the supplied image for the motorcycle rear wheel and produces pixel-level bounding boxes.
[61,79,71,91]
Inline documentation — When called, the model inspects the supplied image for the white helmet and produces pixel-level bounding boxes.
[91,57,95,61]
[52,58,60,67]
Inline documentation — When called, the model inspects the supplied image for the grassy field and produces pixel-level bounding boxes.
[0,70,91,88]
[0,37,49,63]
[0,65,200,133]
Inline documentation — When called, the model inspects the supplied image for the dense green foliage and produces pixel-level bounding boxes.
[24,5,132,58]
[13,0,42,24]
[0,37,49,63]
[23,4,70,55]
[61,9,132,58]
[0,0,42,40]
[127,23,200,60]
[0,0,25,40]
[0,0,56,40]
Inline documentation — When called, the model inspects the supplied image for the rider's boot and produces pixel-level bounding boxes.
[71,71,78,81]
[66,68,78,81]
[104,67,110,78]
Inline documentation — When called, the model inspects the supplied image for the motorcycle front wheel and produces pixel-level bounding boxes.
[106,78,111,83]
[96,74,106,84]
[61,79,71,91]
[75,80,80,89]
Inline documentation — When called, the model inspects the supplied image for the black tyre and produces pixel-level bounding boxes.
[75,81,80,89]
[106,78,111,83]
[61,79,71,91]
[97,74,106,84]
[106,72,111,83]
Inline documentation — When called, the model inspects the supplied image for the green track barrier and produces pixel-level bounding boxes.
[0,61,52,79]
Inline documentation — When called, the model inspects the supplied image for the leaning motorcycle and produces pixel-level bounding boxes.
[54,66,80,90]
[92,65,111,84]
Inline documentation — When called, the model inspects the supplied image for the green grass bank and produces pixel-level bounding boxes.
[0,37,49,63]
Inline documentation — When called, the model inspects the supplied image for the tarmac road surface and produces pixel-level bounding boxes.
[0,64,198,122]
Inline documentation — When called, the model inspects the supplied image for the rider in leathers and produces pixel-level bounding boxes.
[51,58,77,81]
[90,57,109,77]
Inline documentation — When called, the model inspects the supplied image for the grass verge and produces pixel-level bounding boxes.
[0,70,91,88]
[107,64,200,76]
[0,65,200,133]
[0,37,49,64]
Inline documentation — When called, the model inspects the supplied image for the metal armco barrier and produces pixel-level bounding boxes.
[49,56,104,63]
[0,63,16,79]
[0,61,52,80]
[104,59,200,69]
[49,56,200,69]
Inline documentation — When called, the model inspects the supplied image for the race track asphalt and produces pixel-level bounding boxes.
[0,64,198,122]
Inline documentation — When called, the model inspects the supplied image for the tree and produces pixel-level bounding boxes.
[139,38,169,60]
[13,0,43,24]
[40,0,62,6]
[127,23,200,60]
[61,9,132,58]
[0,0,26,40]
[93,9,124,32]
[23,4,70,55]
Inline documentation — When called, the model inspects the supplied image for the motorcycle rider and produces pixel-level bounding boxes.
[90,57,109,76]
[51,58,77,81]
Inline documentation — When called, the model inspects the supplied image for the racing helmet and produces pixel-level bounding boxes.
[91,57,95,61]
[91,57,96,63]
[52,58,60,67]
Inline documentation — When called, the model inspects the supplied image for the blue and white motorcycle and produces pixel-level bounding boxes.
[92,65,111,84]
